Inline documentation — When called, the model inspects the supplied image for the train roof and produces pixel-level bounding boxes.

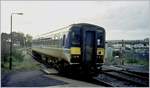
[74,23,103,27]
[33,23,105,40]
[72,23,105,31]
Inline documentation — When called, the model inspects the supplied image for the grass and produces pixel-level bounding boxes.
[2,48,41,71]
[125,58,149,66]
[13,49,41,70]
[107,56,149,68]
[14,52,41,70]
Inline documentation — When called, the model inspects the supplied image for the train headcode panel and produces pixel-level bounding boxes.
[32,23,105,76]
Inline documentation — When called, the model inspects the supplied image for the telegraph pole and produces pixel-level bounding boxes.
[9,13,23,70]
[9,14,12,70]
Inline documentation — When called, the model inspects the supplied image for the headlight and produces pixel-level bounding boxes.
[71,55,81,63]
[97,55,104,63]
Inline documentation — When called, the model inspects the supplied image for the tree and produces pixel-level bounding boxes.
[25,34,32,47]
[12,32,25,47]
[1,32,33,68]
[1,33,10,66]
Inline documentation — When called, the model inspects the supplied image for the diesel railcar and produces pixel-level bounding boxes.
[32,23,105,75]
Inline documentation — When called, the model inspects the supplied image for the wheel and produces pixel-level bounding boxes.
[58,61,69,75]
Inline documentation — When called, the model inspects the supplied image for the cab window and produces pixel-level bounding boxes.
[71,28,80,46]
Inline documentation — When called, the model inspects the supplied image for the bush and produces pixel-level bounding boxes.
[12,49,24,62]
[1,49,24,69]
[126,58,138,64]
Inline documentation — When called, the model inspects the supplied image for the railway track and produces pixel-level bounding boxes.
[41,66,149,87]
[27,49,149,87]
[114,65,149,78]
[94,70,149,87]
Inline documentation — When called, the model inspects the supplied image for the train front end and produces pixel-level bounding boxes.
[69,24,105,75]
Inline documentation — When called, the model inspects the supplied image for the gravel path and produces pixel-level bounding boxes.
[1,70,67,87]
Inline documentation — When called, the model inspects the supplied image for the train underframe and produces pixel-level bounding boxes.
[32,50,102,76]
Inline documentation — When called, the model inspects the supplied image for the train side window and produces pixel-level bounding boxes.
[63,35,66,46]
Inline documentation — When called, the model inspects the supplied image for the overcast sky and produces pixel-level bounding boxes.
[1,1,150,40]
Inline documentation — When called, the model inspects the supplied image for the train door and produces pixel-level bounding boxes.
[82,30,97,66]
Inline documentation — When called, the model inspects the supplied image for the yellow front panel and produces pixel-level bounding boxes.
[97,48,105,55]
[71,47,81,54]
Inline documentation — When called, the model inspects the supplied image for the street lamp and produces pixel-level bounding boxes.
[10,12,23,70]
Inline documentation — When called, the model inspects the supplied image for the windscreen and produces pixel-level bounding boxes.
[71,27,81,47]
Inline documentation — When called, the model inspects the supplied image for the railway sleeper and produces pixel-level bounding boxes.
[104,72,149,87]
[114,70,149,81]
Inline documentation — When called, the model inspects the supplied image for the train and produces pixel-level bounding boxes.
[31,23,105,76]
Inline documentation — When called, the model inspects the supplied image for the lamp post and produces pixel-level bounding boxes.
[10,12,23,70]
